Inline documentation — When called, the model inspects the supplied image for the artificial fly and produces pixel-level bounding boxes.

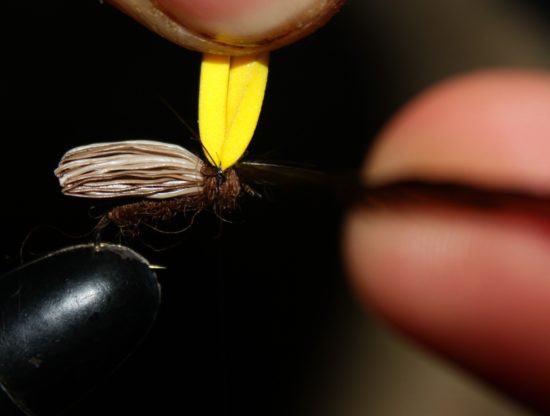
[54,53,269,234]
[55,49,550,238]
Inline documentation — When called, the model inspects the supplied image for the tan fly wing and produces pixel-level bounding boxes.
[54,140,205,199]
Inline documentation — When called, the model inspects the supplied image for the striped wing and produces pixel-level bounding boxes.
[55,140,205,199]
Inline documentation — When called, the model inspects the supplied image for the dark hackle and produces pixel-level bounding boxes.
[200,165,241,211]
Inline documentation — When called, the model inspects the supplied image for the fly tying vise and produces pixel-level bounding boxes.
[55,53,269,231]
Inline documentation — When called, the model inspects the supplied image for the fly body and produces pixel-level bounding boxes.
[55,140,245,234]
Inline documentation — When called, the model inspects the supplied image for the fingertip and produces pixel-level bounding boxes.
[345,205,550,409]
[106,0,344,54]
[366,69,550,194]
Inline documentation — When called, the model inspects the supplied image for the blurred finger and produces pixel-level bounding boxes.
[345,69,550,411]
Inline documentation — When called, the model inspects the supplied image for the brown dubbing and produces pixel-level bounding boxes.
[107,166,242,235]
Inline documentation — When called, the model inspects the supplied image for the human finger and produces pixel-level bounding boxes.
[105,0,344,54]
[345,69,550,411]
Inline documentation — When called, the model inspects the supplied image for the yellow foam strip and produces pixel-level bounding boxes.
[198,54,230,166]
[199,53,269,169]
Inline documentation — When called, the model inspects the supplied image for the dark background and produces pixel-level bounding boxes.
[2,1,550,415]
[1,2,374,415]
